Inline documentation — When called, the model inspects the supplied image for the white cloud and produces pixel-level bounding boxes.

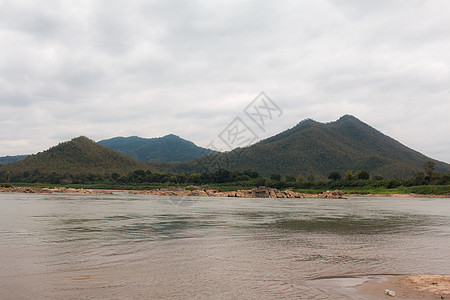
[0,0,449,163]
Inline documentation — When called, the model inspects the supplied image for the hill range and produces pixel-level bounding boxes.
[1,115,449,179]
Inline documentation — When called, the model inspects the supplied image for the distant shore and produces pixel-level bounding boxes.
[358,274,450,299]
[1,185,449,198]
[0,186,346,198]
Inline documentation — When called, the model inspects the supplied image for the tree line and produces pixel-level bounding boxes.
[1,161,448,189]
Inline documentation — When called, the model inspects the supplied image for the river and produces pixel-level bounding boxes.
[0,193,449,299]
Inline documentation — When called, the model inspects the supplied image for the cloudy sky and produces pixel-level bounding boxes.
[1,0,449,162]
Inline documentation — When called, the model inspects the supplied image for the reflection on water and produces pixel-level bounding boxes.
[0,194,449,299]
[271,214,432,234]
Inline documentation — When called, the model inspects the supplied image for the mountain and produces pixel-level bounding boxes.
[98,134,216,162]
[0,155,28,165]
[0,136,147,175]
[2,116,448,180]
[170,115,450,178]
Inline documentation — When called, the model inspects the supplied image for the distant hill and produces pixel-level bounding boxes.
[0,136,147,175]
[169,115,450,178]
[0,155,28,165]
[98,134,216,162]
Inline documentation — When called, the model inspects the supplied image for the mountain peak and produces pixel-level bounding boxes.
[336,114,361,123]
[297,118,317,126]
[162,134,181,140]
[71,136,96,143]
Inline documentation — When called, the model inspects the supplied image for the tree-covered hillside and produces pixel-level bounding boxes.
[0,136,148,176]
[98,134,216,162]
[164,115,450,179]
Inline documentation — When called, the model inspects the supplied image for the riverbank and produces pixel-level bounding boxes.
[1,185,449,198]
[346,192,450,198]
[358,274,450,299]
[0,185,347,198]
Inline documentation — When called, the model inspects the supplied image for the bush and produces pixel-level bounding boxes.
[328,171,341,181]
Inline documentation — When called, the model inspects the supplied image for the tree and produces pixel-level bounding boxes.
[423,161,436,183]
[177,173,188,183]
[243,170,259,178]
[270,173,281,181]
[345,170,354,181]
[188,173,201,184]
[328,171,341,181]
[285,175,297,182]
[214,169,231,183]
[132,169,146,183]
[32,169,40,177]
[356,170,369,180]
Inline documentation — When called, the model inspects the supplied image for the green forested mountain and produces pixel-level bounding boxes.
[0,155,28,165]
[0,136,147,175]
[1,116,449,180]
[98,134,216,162]
[167,115,450,179]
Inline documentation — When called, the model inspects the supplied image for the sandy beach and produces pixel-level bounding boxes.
[358,275,450,299]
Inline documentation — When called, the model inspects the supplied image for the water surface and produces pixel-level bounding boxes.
[0,193,449,299]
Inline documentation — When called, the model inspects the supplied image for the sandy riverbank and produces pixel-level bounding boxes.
[0,186,347,198]
[358,274,450,299]
[1,185,449,198]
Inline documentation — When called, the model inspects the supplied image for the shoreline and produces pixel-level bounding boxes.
[357,274,450,299]
[346,192,450,198]
[1,185,449,198]
[0,186,346,199]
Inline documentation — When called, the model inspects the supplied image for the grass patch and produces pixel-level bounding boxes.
[399,185,450,195]
[293,186,450,195]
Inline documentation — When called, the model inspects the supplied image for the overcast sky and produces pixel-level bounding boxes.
[1,0,449,162]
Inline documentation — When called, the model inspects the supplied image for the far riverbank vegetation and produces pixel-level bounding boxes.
[1,162,449,195]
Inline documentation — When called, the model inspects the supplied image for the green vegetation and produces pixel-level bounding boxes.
[3,164,450,195]
[423,161,436,183]
[0,136,148,176]
[165,115,450,178]
[0,155,28,165]
[328,171,341,181]
[98,134,216,162]
[1,115,449,198]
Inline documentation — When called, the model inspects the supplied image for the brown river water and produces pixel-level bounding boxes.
[0,193,449,299]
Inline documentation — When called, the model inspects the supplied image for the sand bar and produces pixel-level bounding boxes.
[358,274,450,299]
